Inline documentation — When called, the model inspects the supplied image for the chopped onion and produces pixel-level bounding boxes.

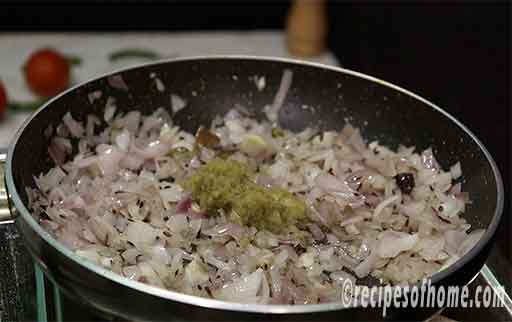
[159,183,183,210]
[264,69,293,123]
[48,137,72,165]
[315,173,364,208]
[30,104,477,304]
[330,270,356,285]
[421,148,439,171]
[171,94,187,113]
[450,162,462,180]
[132,140,171,159]
[104,101,117,122]
[376,231,418,258]
[124,111,142,133]
[34,167,66,192]
[114,128,131,151]
[125,222,159,249]
[155,78,165,92]
[120,153,145,170]
[108,74,129,91]
[213,268,264,303]
[86,115,101,137]
[255,76,266,91]
[96,145,124,176]
[373,195,400,217]
[88,90,103,104]
[62,112,84,138]
[307,223,325,241]
[354,251,378,278]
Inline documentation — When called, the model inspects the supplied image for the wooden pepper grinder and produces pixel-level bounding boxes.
[286,0,327,57]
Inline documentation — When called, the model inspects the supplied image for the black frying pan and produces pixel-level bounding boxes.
[3,56,504,321]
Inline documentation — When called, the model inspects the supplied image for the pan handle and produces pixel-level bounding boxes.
[0,151,15,224]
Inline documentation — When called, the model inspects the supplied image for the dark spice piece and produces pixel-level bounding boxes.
[394,172,415,194]
[196,126,220,148]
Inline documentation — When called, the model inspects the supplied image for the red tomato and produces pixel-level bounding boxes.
[0,81,6,120]
[24,48,70,97]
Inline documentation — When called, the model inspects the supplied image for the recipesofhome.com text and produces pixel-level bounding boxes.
[337,278,506,317]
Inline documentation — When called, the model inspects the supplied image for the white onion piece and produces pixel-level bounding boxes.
[155,78,165,92]
[124,111,141,133]
[184,259,209,285]
[444,230,467,255]
[259,271,270,304]
[96,145,124,176]
[255,76,266,91]
[86,115,101,137]
[48,144,65,165]
[56,123,70,137]
[330,270,356,285]
[62,195,87,210]
[171,94,187,113]
[354,251,378,278]
[139,117,163,137]
[264,69,293,123]
[120,153,145,170]
[450,183,462,195]
[203,223,245,241]
[421,148,439,170]
[142,245,171,265]
[62,112,84,138]
[34,167,66,192]
[137,261,164,287]
[399,201,425,218]
[415,235,445,261]
[213,268,264,303]
[108,75,129,91]
[436,194,465,220]
[376,231,418,258]
[88,90,102,104]
[48,137,72,165]
[373,195,400,217]
[132,140,171,159]
[315,173,364,207]
[76,247,101,264]
[159,183,183,210]
[104,101,117,122]
[450,162,462,180]
[346,127,366,154]
[114,128,130,151]
[166,215,189,235]
[307,223,325,241]
[87,216,117,246]
[125,222,159,249]
[340,215,365,227]
[254,230,279,248]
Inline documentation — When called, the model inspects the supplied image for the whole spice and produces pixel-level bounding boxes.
[394,172,415,194]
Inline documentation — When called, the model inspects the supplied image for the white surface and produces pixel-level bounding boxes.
[0,31,338,148]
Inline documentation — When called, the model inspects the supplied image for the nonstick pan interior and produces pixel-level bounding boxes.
[6,56,503,320]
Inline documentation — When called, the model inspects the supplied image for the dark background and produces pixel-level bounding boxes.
[2,0,510,310]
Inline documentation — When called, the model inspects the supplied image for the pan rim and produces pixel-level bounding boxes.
[5,54,505,314]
